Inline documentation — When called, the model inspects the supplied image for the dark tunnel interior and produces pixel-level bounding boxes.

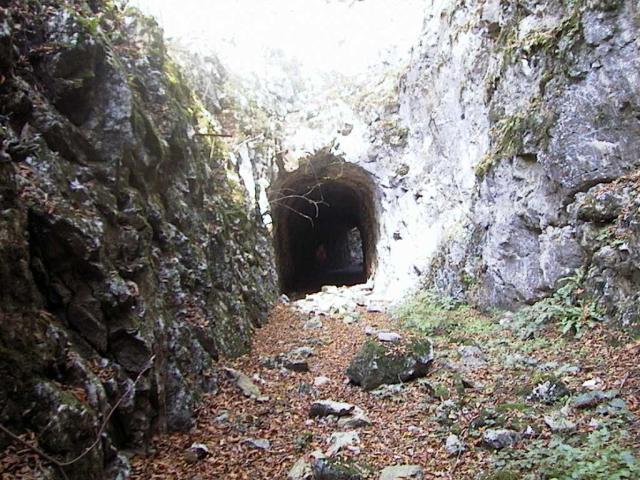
[271,156,378,295]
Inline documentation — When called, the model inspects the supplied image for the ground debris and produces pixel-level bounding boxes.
[129,302,640,479]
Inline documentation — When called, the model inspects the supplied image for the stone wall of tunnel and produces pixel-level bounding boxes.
[270,154,379,294]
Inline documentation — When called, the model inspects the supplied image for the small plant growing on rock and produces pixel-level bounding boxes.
[514,268,602,338]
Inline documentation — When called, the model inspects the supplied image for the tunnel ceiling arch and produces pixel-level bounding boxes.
[270,152,379,294]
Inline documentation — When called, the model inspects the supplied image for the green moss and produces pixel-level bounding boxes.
[432,383,451,400]
[476,98,555,178]
[495,402,530,413]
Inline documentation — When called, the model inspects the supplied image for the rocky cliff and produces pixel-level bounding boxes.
[0,0,275,477]
[277,0,640,331]
[1,0,640,478]
[410,0,640,320]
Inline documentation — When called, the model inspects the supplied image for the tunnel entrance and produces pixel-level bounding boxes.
[270,153,379,295]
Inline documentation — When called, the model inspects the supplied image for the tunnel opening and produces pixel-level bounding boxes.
[270,153,379,295]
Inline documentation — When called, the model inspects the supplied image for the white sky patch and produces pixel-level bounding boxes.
[128,0,425,78]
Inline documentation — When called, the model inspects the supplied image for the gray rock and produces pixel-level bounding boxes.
[187,442,209,460]
[314,376,331,387]
[282,358,310,373]
[370,384,405,399]
[544,414,577,433]
[263,346,314,373]
[346,339,434,391]
[309,400,356,418]
[312,458,363,480]
[444,434,465,456]
[280,294,291,304]
[482,429,520,450]
[337,407,371,429]
[288,458,313,480]
[527,378,570,404]
[304,318,324,329]
[536,361,559,372]
[326,431,359,456]
[458,345,486,369]
[364,326,378,335]
[458,345,483,358]
[379,465,424,480]
[224,368,262,399]
[596,397,628,415]
[572,390,619,409]
[243,438,270,450]
[377,332,402,342]
[366,302,386,313]
[343,313,360,325]
[290,347,315,358]
[540,227,585,289]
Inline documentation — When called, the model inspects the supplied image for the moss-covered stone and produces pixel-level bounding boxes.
[346,339,434,391]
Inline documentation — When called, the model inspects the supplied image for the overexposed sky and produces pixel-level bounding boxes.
[129,0,425,77]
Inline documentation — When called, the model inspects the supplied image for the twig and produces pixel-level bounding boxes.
[269,183,329,226]
[620,371,631,390]
[0,355,155,476]
[195,132,233,138]
[0,425,71,480]
[449,450,463,477]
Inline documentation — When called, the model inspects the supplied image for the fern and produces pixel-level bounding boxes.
[514,268,602,338]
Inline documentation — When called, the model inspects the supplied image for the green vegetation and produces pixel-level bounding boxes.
[514,268,603,338]
[479,0,590,177]
[489,429,640,480]
[393,289,498,339]
[476,98,555,178]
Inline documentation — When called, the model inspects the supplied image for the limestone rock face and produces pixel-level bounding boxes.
[0,1,276,478]
[346,339,434,391]
[407,0,640,314]
[270,0,640,330]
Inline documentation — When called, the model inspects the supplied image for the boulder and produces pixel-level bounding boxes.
[243,438,270,450]
[346,339,434,391]
[377,332,402,342]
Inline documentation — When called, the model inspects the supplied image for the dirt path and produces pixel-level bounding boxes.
[132,293,640,479]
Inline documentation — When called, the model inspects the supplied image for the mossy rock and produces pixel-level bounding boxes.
[346,339,434,391]
[312,458,365,480]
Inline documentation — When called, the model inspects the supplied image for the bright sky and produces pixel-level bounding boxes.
[129,0,425,77]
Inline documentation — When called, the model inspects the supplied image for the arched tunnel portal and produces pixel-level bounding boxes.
[270,155,379,295]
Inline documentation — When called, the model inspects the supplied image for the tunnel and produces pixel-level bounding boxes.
[270,153,379,295]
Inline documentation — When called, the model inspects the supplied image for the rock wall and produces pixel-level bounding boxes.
[417,0,640,310]
[409,0,640,325]
[0,1,276,477]
[278,0,640,330]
